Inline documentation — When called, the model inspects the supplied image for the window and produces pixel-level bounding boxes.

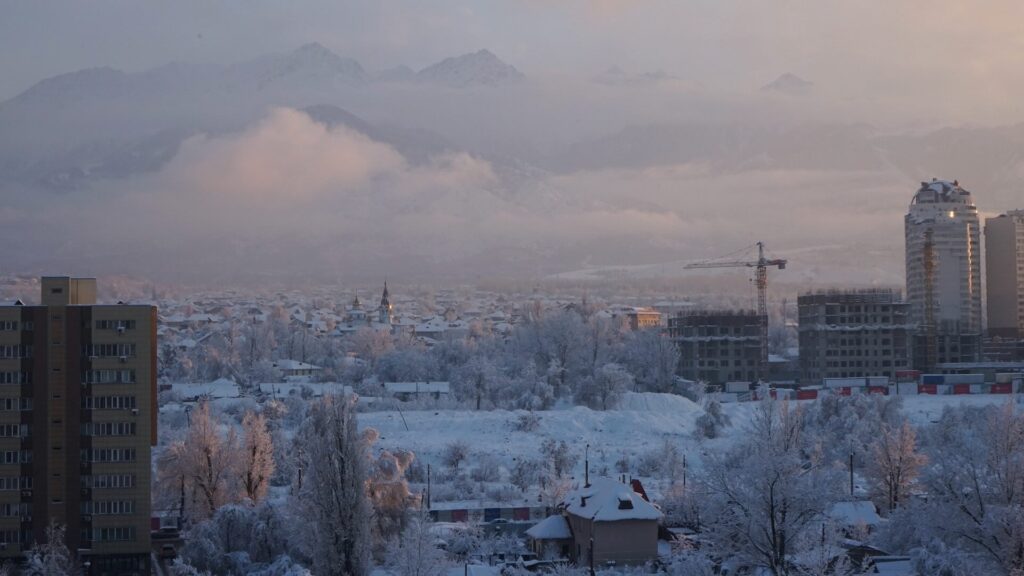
[80,422,135,437]
[0,372,31,385]
[95,320,136,331]
[0,477,30,491]
[80,448,135,463]
[82,474,135,489]
[82,343,136,358]
[0,425,29,438]
[1,451,31,464]
[87,526,135,542]
[81,500,135,515]
[0,346,30,359]
[0,321,17,331]
[81,370,136,384]
[82,396,136,410]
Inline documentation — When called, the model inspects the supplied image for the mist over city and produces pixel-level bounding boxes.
[2,3,1024,576]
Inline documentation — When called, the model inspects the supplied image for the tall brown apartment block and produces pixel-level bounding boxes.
[0,277,155,575]
[986,210,1024,339]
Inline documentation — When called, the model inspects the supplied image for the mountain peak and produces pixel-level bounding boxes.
[416,50,524,87]
[293,42,337,59]
[762,73,813,94]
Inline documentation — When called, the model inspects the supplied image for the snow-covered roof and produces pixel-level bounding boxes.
[169,378,240,400]
[563,477,662,522]
[526,515,572,540]
[273,359,322,371]
[829,501,882,527]
[384,381,450,394]
[259,382,352,397]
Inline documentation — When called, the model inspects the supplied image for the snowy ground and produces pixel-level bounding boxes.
[358,391,1024,495]
[360,392,705,490]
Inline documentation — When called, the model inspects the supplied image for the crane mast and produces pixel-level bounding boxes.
[684,242,787,381]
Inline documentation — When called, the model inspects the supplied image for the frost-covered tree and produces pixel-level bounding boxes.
[385,511,449,576]
[575,362,632,410]
[160,401,242,521]
[867,421,926,513]
[175,502,305,575]
[694,399,730,439]
[905,403,1024,574]
[620,328,678,393]
[442,440,470,471]
[541,438,579,479]
[294,395,370,576]
[23,522,76,576]
[702,399,841,575]
[241,411,275,503]
[367,449,417,546]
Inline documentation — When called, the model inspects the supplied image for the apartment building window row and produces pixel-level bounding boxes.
[81,422,136,437]
[0,476,31,491]
[0,321,17,331]
[80,448,135,463]
[0,530,29,545]
[95,319,136,331]
[0,345,31,359]
[0,503,30,517]
[0,425,29,438]
[81,500,135,515]
[81,370,136,384]
[0,398,31,411]
[81,474,136,489]
[1,451,31,464]
[84,526,135,542]
[0,372,30,385]
[82,343,136,358]
[82,396,136,410]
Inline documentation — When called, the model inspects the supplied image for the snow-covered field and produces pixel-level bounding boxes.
[360,391,1024,487]
[361,392,705,483]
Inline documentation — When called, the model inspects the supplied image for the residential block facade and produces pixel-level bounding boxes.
[0,277,155,575]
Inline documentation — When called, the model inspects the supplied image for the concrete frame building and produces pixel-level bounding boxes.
[669,310,761,385]
[798,289,911,383]
[985,210,1024,339]
[0,278,156,575]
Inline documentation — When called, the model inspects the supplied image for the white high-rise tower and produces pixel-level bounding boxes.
[905,179,982,335]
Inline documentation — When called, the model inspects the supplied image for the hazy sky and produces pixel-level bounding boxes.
[4,0,1024,119]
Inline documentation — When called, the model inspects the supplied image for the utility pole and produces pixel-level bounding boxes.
[849,452,855,496]
[584,444,590,488]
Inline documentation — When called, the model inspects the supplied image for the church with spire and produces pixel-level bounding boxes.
[336,282,396,335]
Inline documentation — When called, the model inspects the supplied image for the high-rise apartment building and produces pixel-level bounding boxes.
[905,179,982,333]
[905,179,982,370]
[0,277,156,575]
[985,210,1024,339]
[798,289,911,383]
[669,310,761,385]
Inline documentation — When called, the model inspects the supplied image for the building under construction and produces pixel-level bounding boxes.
[798,289,911,383]
[669,310,761,385]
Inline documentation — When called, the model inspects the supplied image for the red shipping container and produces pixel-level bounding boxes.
[451,509,468,522]
[796,390,818,400]
[513,507,530,521]
[992,383,1012,394]
[918,384,937,395]
[868,386,888,395]
[952,384,971,395]
[837,387,852,396]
